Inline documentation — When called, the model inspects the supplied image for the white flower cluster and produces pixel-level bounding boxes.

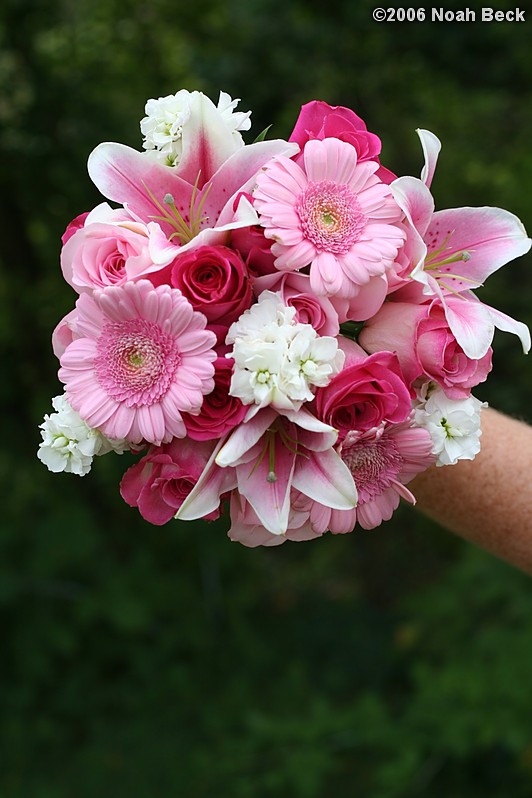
[140,90,192,166]
[38,395,129,477]
[140,90,251,167]
[227,291,344,412]
[216,91,252,135]
[414,383,487,466]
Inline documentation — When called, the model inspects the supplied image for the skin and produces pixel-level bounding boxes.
[410,408,532,575]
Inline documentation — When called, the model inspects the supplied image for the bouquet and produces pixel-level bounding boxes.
[38,89,531,546]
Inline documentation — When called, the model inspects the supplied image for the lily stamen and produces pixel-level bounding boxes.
[144,171,211,245]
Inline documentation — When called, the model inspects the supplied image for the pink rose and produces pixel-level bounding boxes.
[289,100,396,183]
[61,212,90,245]
[120,439,219,525]
[359,300,493,398]
[253,272,340,336]
[314,339,411,439]
[228,491,324,547]
[167,245,253,324]
[182,357,247,440]
[61,221,156,293]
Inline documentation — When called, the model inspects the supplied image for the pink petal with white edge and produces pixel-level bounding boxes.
[417,129,441,189]
[391,176,434,239]
[426,206,531,290]
[88,143,195,236]
[236,437,296,535]
[215,409,277,467]
[177,439,238,521]
[292,448,358,510]
[175,91,241,188]
[442,293,495,359]
[474,299,531,354]
[283,406,337,435]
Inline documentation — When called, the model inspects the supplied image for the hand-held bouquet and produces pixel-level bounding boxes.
[38,90,531,546]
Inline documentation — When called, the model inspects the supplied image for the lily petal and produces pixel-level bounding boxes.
[392,176,434,238]
[215,408,277,467]
[426,206,531,290]
[442,293,495,359]
[482,301,531,354]
[292,448,358,510]
[176,91,241,187]
[88,143,197,235]
[236,437,296,535]
[176,439,237,520]
[417,128,441,189]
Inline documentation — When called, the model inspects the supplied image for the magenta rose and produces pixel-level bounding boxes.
[61,221,156,293]
[253,272,340,336]
[314,339,411,439]
[120,438,219,525]
[61,211,90,245]
[231,224,277,276]
[359,300,493,398]
[289,100,396,183]
[168,245,253,324]
[182,357,247,440]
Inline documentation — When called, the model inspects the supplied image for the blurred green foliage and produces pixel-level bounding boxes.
[1,1,532,795]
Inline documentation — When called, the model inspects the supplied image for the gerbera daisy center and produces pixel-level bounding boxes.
[296,181,367,254]
[340,431,402,502]
[95,318,181,406]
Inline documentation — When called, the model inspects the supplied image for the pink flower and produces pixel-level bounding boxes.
[52,309,78,359]
[182,356,247,440]
[153,245,253,325]
[314,339,411,440]
[359,299,492,398]
[253,138,405,301]
[58,280,216,445]
[178,407,358,536]
[61,211,90,246]
[289,100,396,183]
[61,218,162,293]
[390,132,531,358]
[338,420,435,529]
[120,438,219,525]
[230,222,277,276]
[253,271,340,336]
[228,490,324,547]
[87,104,298,259]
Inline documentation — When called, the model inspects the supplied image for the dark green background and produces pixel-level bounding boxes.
[2,1,532,795]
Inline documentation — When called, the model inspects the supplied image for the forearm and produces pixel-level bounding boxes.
[410,407,532,574]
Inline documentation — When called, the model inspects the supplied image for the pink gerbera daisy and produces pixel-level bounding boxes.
[253,138,405,298]
[338,419,435,529]
[58,280,216,445]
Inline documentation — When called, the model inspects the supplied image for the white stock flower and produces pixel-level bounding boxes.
[38,394,128,477]
[140,90,192,166]
[226,291,344,412]
[216,91,252,134]
[414,384,487,467]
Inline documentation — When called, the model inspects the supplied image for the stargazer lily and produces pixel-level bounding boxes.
[389,129,531,359]
[87,91,299,268]
[177,407,358,536]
